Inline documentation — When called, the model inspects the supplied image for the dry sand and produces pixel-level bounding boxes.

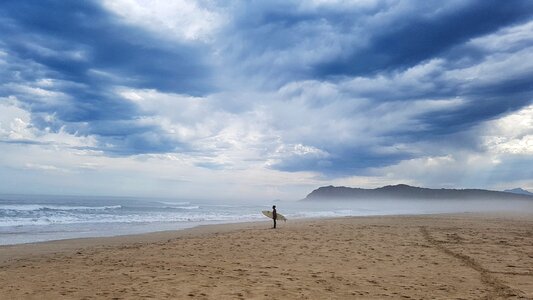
[1,213,532,299]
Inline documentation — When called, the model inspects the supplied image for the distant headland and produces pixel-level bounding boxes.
[304,184,533,201]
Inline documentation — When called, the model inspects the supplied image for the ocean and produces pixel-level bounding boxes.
[1,194,525,245]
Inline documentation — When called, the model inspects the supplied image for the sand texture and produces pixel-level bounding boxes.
[1,213,532,299]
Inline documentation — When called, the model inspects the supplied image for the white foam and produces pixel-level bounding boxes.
[0,211,266,227]
[0,204,122,212]
[0,204,45,211]
[174,205,200,210]
[157,201,191,206]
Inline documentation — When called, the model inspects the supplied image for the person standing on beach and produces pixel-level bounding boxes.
[272,205,277,229]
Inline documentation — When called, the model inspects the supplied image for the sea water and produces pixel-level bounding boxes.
[0,195,265,245]
[1,194,527,245]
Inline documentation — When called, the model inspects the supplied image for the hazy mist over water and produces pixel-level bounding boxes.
[1,194,532,245]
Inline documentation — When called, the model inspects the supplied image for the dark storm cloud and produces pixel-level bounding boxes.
[221,0,533,83]
[373,65,533,144]
[0,0,212,94]
[316,0,533,77]
[0,0,212,154]
[218,0,533,176]
[272,146,413,177]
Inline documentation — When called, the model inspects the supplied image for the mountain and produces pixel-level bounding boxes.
[504,188,533,196]
[304,184,533,201]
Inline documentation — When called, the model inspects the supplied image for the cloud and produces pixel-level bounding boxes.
[0,0,214,154]
[0,0,214,94]
[483,105,533,155]
[0,100,98,148]
[101,0,226,42]
[1,0,533,198]
[315,0,533,77]
[353,105,533,190]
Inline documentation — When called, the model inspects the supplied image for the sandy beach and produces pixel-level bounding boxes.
[1,213,532,299]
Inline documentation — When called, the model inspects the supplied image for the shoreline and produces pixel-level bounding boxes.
[0,219,273,263]
[1,212,532,299]
[0,211,529,261]
[0,212,423,249]
[0,212,463,257]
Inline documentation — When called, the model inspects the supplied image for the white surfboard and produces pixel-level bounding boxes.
[262,210,287,221]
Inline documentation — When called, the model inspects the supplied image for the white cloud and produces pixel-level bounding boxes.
[24,163,71,173]
[0,100,97,148]
[483,105,533,155]
[101,0,226,42]
[17,41,89,62]
[0,100,35,140]
[468,20,533,53]
[368,153,499,189]
[360,106,533,190]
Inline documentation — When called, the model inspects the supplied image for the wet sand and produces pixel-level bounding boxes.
[1,213,532,299]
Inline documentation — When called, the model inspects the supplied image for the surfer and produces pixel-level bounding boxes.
[272,205,277,229]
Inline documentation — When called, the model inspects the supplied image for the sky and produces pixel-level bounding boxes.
[1,0,533,201]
